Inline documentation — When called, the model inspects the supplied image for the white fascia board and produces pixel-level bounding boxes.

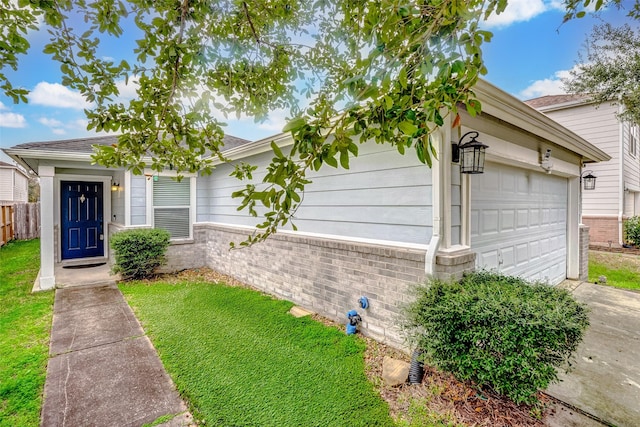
[4,148,95,164]
[474,79,611,163]
[3,148,154,174]
[210,133,293,165]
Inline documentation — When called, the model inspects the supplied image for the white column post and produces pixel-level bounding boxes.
[567,176,580,280]
[38,165,56,289]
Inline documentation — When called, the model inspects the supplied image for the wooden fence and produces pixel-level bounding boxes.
[1,205,13,247]
[0,202,40,247]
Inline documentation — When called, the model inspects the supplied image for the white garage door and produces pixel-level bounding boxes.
[471,162,568,285]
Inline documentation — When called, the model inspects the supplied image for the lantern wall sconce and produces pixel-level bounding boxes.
[452,131,489,174]
[111,181,120,192]
[581,170,597,190]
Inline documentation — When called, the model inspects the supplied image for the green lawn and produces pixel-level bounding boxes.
[0,240,53,427]
[120,281,394,427]
[589,250,640,291]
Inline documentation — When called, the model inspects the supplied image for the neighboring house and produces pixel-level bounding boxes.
[0,160,29,203]
[4,79,609,346]
[525,95,640,245]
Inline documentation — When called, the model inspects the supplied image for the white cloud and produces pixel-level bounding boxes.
[115,76,139,100]
[483,0,563,28]
[38,117,63,127]
[0,112,27,128]
[69,118,89,130]
[52,128,66,135]
[256,109,289,133]
[29,82,92,109]
[518,68,577,99]
[0,101,7,111]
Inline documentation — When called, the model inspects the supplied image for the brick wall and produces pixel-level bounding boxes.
[111,222,478,347]
[196,223,427,347]
[433,251,476,282]
[579,224,590,281]
[582,216,619,245]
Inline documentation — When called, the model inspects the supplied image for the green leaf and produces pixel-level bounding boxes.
[271,141,284,158]
[398,67,408,90]
[398,121,418,136]
[324,154,338,168]
[384,95,393,110]
[282,117,306,132]
[339,150,349,169]
[347,142,359,156]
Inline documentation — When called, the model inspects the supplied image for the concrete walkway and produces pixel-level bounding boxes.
[545,282,640,427]
[41,284,192,427]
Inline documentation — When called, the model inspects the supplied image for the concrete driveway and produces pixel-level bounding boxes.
[546,282,640,427]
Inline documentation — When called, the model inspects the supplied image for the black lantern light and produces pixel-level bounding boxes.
[581,170,597,190]
[452,131,489,174]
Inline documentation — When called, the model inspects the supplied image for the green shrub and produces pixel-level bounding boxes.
[401,271,589,405]
[110,228,171,280]
[624,216,640,246]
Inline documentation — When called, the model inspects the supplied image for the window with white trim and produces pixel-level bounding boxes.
[630,124,638,157]
[152,176,192,239]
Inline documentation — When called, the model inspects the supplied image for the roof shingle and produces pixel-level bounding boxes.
[524,94,590,109]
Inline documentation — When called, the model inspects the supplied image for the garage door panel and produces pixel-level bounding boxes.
[472,163,567,285]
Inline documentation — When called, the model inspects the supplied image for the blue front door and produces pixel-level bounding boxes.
[61,181,104,260]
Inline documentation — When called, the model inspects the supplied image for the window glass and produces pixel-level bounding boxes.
[152,176,191,239]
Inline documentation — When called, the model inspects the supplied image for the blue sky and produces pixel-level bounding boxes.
[0,0,636,153]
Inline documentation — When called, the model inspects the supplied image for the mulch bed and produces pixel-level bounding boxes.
[589,244,640,255]
[360,339,549,427]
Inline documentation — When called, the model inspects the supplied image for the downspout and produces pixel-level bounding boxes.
[619,102,625,245]
[425,131,442,276]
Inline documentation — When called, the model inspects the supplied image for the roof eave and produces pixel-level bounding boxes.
[475,80,611,163]
[209,132,293,164]
[2,148,154,174]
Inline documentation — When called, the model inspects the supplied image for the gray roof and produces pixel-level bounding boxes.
[10,134,251,154]
[0,160,16,167]
[524,94,591,109]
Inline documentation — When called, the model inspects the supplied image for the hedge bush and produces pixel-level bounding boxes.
[624,216,640,246]
[401,271,589,405]
[110,228,171,280]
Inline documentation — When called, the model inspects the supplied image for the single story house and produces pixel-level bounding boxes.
[4,80,610,345]
[0,160,29,203]
[526,95,640,245]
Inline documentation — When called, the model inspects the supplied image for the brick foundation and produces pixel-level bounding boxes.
[582,216,619,245]
[433,251,476,282]
[107,222,480,347]
[196,223,427,346]
[579,225,590,281]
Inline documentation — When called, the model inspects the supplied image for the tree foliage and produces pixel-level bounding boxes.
[1,0,625,244]
[564,22,640,124]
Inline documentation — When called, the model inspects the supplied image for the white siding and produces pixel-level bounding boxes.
[451,163,462,245]
[205,142,433,245]
[196,171,211,222]
[625,191,638,217]
[623,123,640,196]
[14,172,28,202]
[545,103,620,217]
[0,168,28,202]
[110,171,125,224]
[0,169,13,201]
[130,175,147,225]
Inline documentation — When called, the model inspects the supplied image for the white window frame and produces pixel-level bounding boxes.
[145,171,196,241]
[629,124,638,158]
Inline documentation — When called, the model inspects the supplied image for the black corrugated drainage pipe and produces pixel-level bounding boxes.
[408,349,425,384]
